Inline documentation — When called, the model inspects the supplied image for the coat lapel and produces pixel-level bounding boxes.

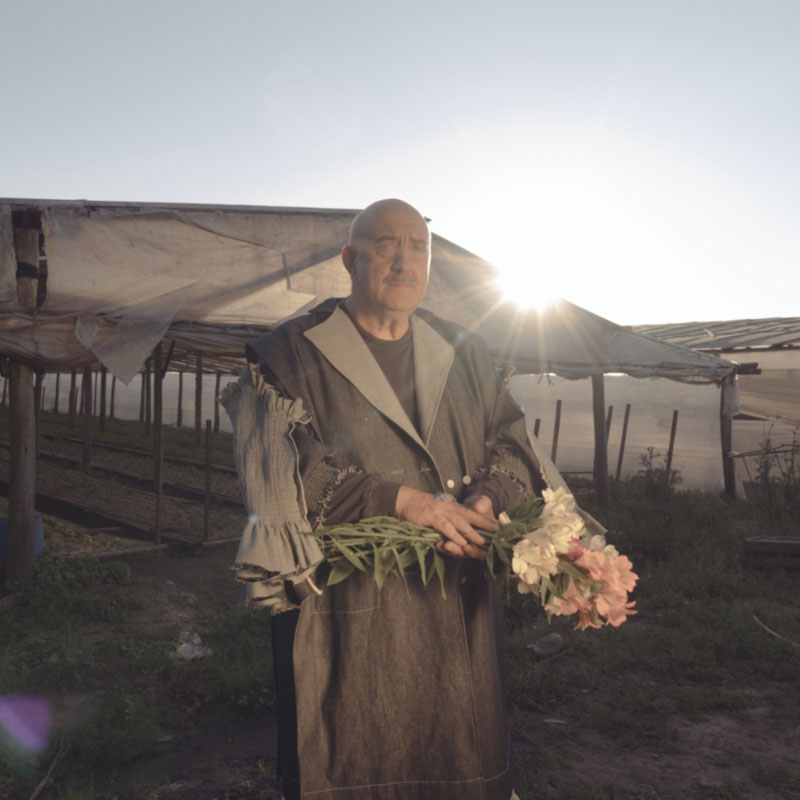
[411,313,455,446]
[304,305,427,449]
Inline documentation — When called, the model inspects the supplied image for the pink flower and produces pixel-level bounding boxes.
[573,550,639,627]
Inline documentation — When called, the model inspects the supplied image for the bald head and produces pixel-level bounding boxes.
[348,199,430,248]
[341,198,432,338]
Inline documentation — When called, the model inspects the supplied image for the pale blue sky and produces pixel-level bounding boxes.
[2,0,798,324]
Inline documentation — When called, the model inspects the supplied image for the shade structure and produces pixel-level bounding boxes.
[0,199,739,384]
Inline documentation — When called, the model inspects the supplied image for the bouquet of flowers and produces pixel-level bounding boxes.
[310,487,637,630]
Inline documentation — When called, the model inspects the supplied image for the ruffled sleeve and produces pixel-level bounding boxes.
[220,365,324,612]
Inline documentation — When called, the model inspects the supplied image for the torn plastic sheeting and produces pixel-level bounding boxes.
[74,283,195,383]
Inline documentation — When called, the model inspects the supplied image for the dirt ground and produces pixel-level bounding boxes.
[51,545,800,800]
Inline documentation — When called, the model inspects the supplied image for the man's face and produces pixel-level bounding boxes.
[343,203,431,318]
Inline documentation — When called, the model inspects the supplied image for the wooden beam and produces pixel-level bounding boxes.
[145,358,152,436]
[720,375,736,499]
[153,344,164,545]
[99,366,107,432]
[138,368,145,423]
[204,419,212,542]
[665,409,679,483]
[550,399,562,464]
[177,371,183,428]
[591,374,610,508]
[68,369,77,426]
[615,403,631,482]
[34,370,43,459]
[213,373,221,434]
[6,216,40,586]
[195,352,203,447]
[82,366,92,468]
[6,361,36,586]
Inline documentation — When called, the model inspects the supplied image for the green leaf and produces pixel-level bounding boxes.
[327,560,356,586]
[433,551,446,599]
[337,542,367,572]
[414,542,428,585]
[486,543,496,576]
[494,541,511,566]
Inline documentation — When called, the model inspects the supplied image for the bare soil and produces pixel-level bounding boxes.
[63,546,800,800]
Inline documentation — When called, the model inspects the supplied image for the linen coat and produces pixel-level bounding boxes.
[247,301,545,800]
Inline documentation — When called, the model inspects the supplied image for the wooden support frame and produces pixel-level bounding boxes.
[213,373,221,434]
[100,366,107,432]
[6,361,37,586]
[591,374,611,508]
[195,352,203,446]
[82,366,92,468]
[550,399,562,464]
[720,374,737,499]
[615,403,632,482]
[153,343,164,544]
[69,369,77,425]
[177,371,183,428]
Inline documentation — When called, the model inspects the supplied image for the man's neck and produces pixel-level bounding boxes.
[343,299,411,341]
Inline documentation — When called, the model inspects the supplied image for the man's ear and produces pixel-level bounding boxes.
[341,245,356,277]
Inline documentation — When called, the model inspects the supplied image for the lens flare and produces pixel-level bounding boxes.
[0,695,52,754]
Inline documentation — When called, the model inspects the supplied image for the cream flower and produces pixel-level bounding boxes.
[512,531,559,588]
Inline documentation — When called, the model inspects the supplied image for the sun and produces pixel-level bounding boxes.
[494,260,562,311]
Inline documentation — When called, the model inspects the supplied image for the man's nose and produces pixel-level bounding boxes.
[391,243,415,272]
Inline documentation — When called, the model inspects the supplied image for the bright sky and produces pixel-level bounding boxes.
[2,0,798,325]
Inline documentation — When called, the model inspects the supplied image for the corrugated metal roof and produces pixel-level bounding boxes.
[631,318,800,351]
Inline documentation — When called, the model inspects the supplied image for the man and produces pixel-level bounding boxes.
[246,199,544,800]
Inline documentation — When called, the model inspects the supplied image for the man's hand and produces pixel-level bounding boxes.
[395,487,498,559]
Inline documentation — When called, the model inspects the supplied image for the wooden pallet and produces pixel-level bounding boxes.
[744,536,800,569]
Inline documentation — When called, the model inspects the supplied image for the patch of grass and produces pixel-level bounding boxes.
[748,755,800,793]
[72,683,165,769]
[163,605,274,718]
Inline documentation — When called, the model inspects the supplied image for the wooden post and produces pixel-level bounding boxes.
[69,369,77,426]
[110,375,116,419]
[213,373,221,434]
[34,371,43,461]
[204,419,212,542]
[34,370,43,414]
[720,375,736,499]
[139,369,146,423]
[615,403,631,482]
[78,371,84,416]
[533,418,541,438]
[665,409,679,483]
[93,369,99,416]
[6,213,40,586]
[99,366,107,432]
[177,371,183,428]
[54,372,60,413]
[605,405,614,441]
[82,366,92,468]
[6,361,37,586]
[195,352,203,447]
[153,344,163,545]
[550,399,562,464]
[591,374,610,508]
[145,358,152,436]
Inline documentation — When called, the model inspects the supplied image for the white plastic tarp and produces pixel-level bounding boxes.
[0,202,738,386]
